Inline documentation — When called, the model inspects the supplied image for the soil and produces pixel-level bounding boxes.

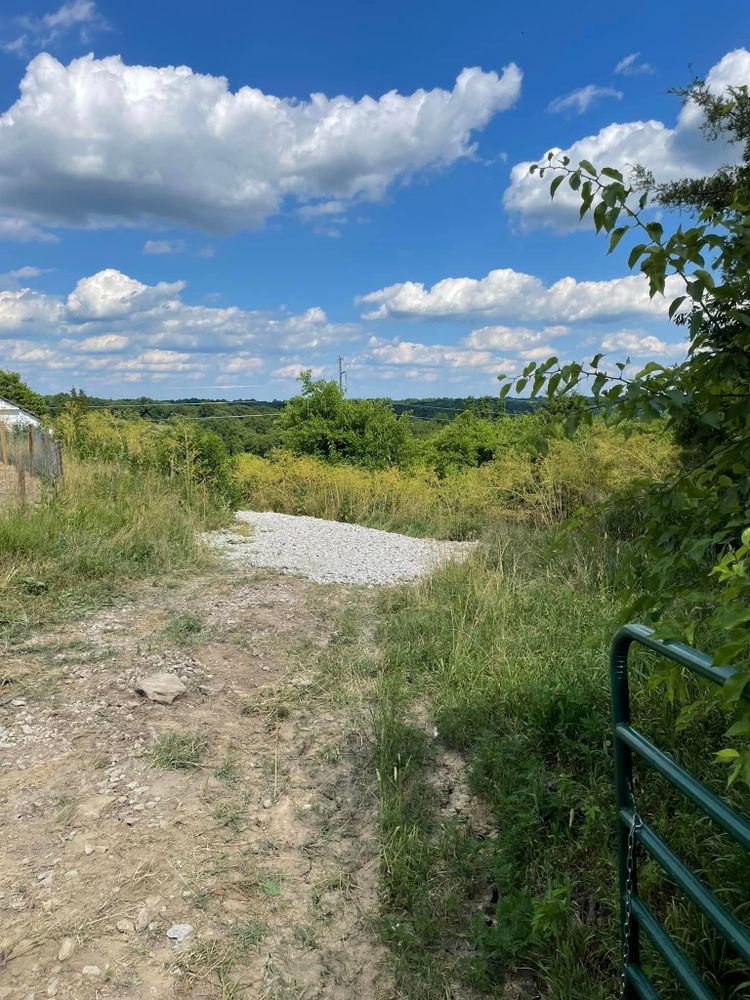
[0,567,393,999]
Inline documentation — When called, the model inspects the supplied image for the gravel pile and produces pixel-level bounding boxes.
[206,510,476,585]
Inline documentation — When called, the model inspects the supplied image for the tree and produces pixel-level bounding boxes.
[0,370,47,418]
[499,82,750,785]
[278,372,411,469]
[430,409,499,477]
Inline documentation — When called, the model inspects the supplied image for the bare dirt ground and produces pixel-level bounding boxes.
[0,567,393,999]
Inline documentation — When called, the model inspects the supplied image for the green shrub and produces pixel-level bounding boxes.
[277,372,412,469]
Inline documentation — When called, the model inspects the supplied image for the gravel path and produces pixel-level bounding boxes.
[206,510,476,585]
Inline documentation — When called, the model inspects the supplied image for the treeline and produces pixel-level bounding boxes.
[41,386,543,458]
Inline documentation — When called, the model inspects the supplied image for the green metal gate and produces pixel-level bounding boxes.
[610,624,750,998]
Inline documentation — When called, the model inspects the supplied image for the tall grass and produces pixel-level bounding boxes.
[0,457,221,643]
[235,424,675,540]
[376,525,749,998]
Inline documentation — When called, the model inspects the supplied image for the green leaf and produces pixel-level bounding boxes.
[608,226,628,254]
[627,244,647,269]
[714,749,740,763]
[550,175,564,199]
[593,201,607,233]
[668,295,686,319]
[601,167,624,182]
[579,159,595,175]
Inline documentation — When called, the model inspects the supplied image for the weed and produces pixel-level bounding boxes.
[163,613,204,644]
[214,802,246,833]
[216,756,241,785]
[151,732,206,770]
[231,920,268,950]
[292,924,318,949]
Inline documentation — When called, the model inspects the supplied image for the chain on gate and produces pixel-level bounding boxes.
[619,783,642,999]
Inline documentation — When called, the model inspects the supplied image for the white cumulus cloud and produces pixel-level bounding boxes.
[505,48,750,230]
[0,268,362,390]
[358,267,680,323]
[0,54,522,235]
[600,330,687,357]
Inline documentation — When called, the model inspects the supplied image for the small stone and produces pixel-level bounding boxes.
[116,919,135,934]
[63,870,79,880]
[262,798,272,809]
[135,673,186,705]
[166,923,193,946]
[83,843,94,856]
[57,937,75,961]
[11,699,26,707]
[81,965,101,977]
[47,977,60,997]
[134,906,149,931]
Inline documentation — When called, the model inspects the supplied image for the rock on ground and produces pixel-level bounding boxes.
[135,671,186,704]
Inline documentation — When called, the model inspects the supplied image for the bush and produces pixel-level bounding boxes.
[234,421,676,540]
[277,372,412,469]
[55,409,238,511]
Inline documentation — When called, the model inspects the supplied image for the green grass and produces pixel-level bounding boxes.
[151,731,206,770]
[0,457,222,645]
[163,612,204,644]
[375,523,750,998]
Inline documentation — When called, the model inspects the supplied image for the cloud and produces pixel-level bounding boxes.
[505,48,750,230]
[614,53,653,77]
[2,267,687,395]
[143,239,187,255]
[548,85,623,115]
[365,336,507,371]
[358,267,680,324]
[0,54,522,235]
[3,1,108,58]
[73,333,129,353]
[0,267,361,389]
[0,216,59,243]
[600,329,687,357]
[272,363,325,379]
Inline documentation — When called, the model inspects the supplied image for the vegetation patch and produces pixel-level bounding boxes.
[151,731,207,770]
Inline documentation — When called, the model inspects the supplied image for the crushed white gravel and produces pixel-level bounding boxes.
[206,510,477,586]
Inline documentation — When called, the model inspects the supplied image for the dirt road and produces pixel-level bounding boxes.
[0,567,391,999]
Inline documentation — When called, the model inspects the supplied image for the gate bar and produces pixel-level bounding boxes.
[616,724,750,848]
[629,895,714,1000]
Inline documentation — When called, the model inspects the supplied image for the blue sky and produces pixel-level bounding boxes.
[0,0,748,399]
